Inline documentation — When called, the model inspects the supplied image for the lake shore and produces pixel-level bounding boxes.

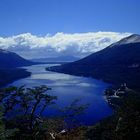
[10,64,113,125]
[0,68,31,87]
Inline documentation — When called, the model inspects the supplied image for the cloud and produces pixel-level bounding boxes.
[0,32,131,59]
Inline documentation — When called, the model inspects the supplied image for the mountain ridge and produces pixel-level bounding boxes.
[31,55,80,63]
[109,34,140,47]
[0,49,34,87]
[47,34,140,90]
[0,49,34,68]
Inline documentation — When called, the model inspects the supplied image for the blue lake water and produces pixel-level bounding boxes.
[10,64,113,125]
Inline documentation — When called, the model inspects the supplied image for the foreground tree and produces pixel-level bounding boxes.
[0,85,58,139]
[0,107,18,140]
[0,85,87,139]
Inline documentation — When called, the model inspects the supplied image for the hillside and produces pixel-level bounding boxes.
[47,34,140,90]
[0,49,34,68]
[0,49,34,87]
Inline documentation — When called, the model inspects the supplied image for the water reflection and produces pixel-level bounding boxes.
[10,64,113,125]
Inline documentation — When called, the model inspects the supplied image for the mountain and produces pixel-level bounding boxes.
[0,49,34,68]
[110,34,140,46]
[0,49,34,87]
[31,56,80,63]
[47,34,140,90]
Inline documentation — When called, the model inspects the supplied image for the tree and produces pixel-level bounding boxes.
[0,106,18,140]
[0,85,87,139]
[0,85,57,139]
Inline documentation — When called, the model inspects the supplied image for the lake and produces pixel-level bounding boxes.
[10,64,113,125]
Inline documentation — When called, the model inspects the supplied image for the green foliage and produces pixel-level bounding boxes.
[0,107,18,140]
[0,85,87,139]
[86,90,140,140]
[0,85,57,139]
[1,85,140,139]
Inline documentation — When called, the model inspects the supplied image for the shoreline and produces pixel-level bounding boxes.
[46,67,130,110]
[0,68,31,88]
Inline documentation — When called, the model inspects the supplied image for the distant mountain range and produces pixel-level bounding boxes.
[47,34,140,90]
[31,56,80,63]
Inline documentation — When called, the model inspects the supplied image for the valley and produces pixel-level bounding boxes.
[47,34,140,91]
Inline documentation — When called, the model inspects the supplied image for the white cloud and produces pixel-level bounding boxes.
[0,31,131,59]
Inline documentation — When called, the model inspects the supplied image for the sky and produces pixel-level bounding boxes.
[0,0,140,36]
[0,0,139,58]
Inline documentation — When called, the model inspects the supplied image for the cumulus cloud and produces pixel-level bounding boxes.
[0,32,131,59]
